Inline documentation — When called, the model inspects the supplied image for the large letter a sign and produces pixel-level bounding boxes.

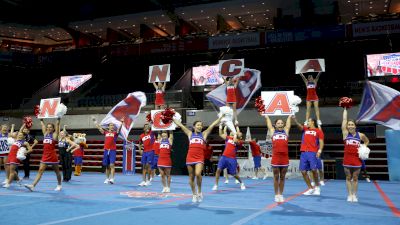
[261,91,295,116]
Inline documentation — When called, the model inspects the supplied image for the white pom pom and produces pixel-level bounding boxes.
[56,103,68,118]
[290,95,302,106]
[358,144,370,160]
[173,112,182,122]
[7,137,15,147]
[17,147,27,161]
[290,105,299,113]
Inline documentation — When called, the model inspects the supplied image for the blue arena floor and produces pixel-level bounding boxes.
[0,172,399,225]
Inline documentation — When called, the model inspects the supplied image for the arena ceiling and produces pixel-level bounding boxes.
[0,0,399,45]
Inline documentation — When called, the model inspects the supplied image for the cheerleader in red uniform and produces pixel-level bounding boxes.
[138,124,155,186]
[151,133,161,181]
[224,77,239,125]
[342,108,369,202]
[94,118,124,184]
[212,125,245,191]
[153,82,167,109]
[173,114,223,203]
[25,118,62,191]
[0,124,15,185]
[3,132,32,188]
[157,130,173,193]
[264,115,292,203]
[299,72,322,126]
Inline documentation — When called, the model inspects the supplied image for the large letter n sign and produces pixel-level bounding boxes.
[38,98,61,119]
[148,64,170,83]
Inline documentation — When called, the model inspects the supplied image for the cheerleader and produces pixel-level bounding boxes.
[138,124,155,186]
[292,116,324,196]
[153,82,167,109]
[342,108,369,202]
[212,125,245,191]
[0,124,14,185]
[93,118,124,184]
[58,126,79,182]
[299,72,322,126]
[3,132,32,188]
[157,131,173,193]
[264,115,291,202]
[223,77,239,125]
[151,133,161,181]
[173,114,223,203]
[19,123,38,180]
[24,118,62,191]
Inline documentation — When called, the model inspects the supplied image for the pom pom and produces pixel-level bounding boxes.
[290,105,299,113]
[145,112,152,124]
[34,105,40,117]
[290,95,302,106]
[339,97,353,108]
[358,144,370,160]
[173,112,182,122]
[23,116,33,129]
[161,108,176,124]
[289,95,302,114]
[17,147,27,161]
[56,103,67,118]
[255,96,265,113]
[7,137,15,147]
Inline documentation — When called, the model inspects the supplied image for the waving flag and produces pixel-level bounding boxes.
[206,68,262,114]
[357,81,400,130]
[101,92,147,140]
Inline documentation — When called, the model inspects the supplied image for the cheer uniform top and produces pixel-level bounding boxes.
[306,81,318,101]
[271,130,289,167]
[158,139,172,167]
[343,132,362,167]
[186,132,205,165]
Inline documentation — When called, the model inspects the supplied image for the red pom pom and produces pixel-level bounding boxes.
[339,97,353,108]
[146,113,152,123]
[23,116,33,129]
[255,96,265,113]
[34,105,40,117]
[161,108,176,124]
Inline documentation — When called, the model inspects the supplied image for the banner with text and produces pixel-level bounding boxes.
[209,32,260,50]
[353,20,400,37]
